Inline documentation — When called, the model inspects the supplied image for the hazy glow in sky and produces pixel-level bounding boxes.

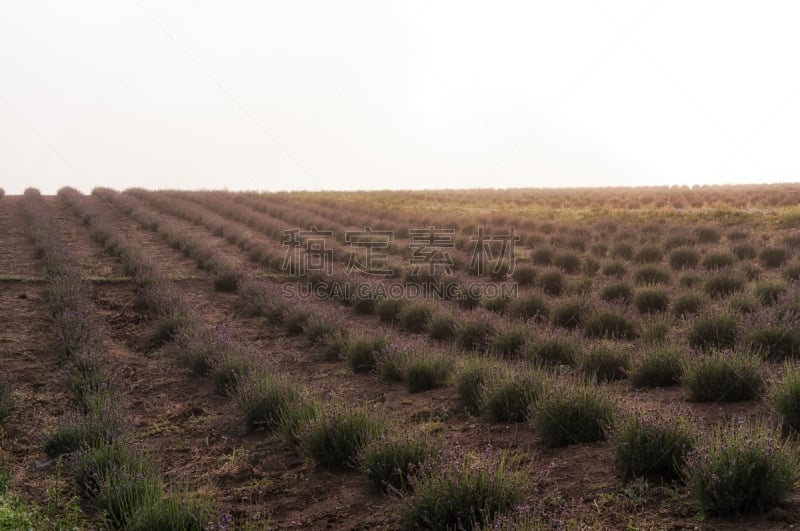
[2,0,800,194]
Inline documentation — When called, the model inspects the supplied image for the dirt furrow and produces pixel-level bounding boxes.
[0,282,78,510]
[120,192,269,280]
[82,194,207,281]
[0,200,75,515]
[0,197,44,277]
[46,197,126,278]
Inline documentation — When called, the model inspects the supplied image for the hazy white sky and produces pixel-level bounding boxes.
[2,0,800,194]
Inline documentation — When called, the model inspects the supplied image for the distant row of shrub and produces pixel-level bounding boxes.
[29,189,210,529]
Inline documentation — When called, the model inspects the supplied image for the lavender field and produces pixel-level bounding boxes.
[2,184,800,529]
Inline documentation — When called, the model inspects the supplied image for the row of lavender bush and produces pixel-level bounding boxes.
[22,188,209,529]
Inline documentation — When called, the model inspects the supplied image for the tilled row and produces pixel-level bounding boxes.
[21,188,210,529]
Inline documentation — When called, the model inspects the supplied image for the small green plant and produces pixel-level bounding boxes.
[612,242,634,260]
[729,295,759,315]
[664,233,696,251]
[405,353,452,392]
[683,350,765,402]
[531,247,554,265]
[610,410,693,479]
[683,418,798,515]
[630,346,685,387]
[212,270,240,292]
[743,263,761,282]
[346,336,386,374]
[679,273,703,289]
[75,443,148,500]
[508,295,549,321]
[569,277,593,296]
[780,211,800,229]
[579,344,631,382]
[299,405,387,468]
[527,337,579,367]
[175,326,227,377]
[634,288,669,314]
[554,252,581,274]
[375,298,404,324]
[584,310,638,340]
[687,312,739,350]
[457,286,482,310]
[602,260,627,278]
[754,281,787,306]
[530,378,616,447]
[351,294,377,314]
[601,282,633,304]
[69,352,116,412]
[428,313,456,341]
[481,295,510,313]
[399,302,432,332]
[749,325,800,360]
[773,365,800,432]
[93,463,163,528]
[376,347,412,382]
[760,247,789,268]
[669,247,700,270]
[209,352,249,395]
[704,272,745,298]
[320,330,348,362]
[582,256,600,276]
[640,317,671,344]
[551,299,590,329]
[455,358,494,415]
[783,261,800,281]
[635,265,670,285]
[360,433,440,492]
[634,245,663,264]
[482,370,541,423]
[284,309,310,336]
[303,318,334,344]
[401,448,524,530]
[539,270,565,296]
[784,233,800,251]
[511,265,537,286]
[262,300,288,324]
[151,309,192,346]
[277,398,320,447]
[733,242,757,260]
[491,326,528,357]
[702,252,735,271]
[673,291,705,318]
[235,372,302,432]
[727,229,749,242]
[45,400,121,456]
[457,319,496,351]
[0,485,82,528]
[125,494,210,531]
[695,226,721,244]
[591,243,609,257]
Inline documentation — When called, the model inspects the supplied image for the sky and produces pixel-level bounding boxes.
[2,0,800,194]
